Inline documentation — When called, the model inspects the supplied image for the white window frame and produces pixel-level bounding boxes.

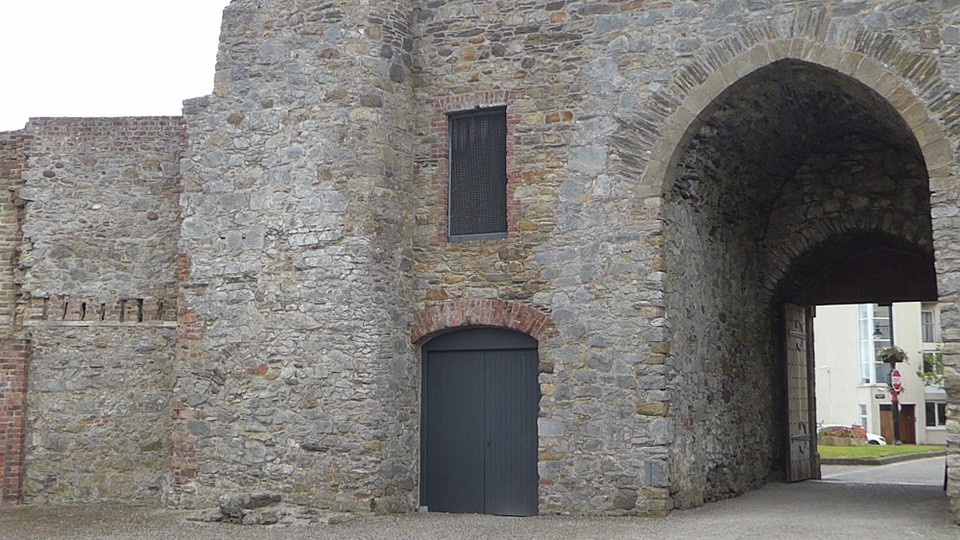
[858,304,891,385]
[926,402,947,428]
[920,306,939,344]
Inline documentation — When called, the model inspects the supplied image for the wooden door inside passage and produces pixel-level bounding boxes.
[784,303,815,482]
[421,328,540,516]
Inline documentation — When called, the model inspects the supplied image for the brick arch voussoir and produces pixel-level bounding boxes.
[410,299,554,344]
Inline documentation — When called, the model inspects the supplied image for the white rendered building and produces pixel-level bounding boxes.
[814,303,947,445]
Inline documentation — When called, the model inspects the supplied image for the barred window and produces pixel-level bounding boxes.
[448,107,507,241]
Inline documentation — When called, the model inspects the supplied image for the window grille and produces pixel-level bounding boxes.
[448,107,507,240]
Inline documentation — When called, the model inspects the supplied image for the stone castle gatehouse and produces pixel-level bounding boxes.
[1,0,959,523]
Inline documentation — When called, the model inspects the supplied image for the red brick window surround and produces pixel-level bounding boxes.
[425,91,521,243]
[448,107,508,241]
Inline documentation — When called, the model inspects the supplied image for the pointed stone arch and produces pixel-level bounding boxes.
[643,29,960,522]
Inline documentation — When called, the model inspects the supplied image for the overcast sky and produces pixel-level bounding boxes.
[0,1,231,131]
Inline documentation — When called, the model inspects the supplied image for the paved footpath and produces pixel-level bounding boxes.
[0,481,956,540]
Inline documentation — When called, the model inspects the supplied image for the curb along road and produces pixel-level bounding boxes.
[820,450,945,466]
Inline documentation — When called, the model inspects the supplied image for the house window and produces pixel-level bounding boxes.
[858,403,868,428]
[921,309,937,343]
[858,304,891,384]
[926,402,947,427]
[447,107,508,241]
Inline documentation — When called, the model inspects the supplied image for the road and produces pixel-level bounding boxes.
[822,455,945,485]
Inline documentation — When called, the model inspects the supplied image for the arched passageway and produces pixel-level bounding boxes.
[662,59,939,507]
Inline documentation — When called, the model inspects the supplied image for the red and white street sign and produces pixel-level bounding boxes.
[891,369,903,392]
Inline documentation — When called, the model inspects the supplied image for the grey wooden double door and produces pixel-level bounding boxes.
[421,328,539,516]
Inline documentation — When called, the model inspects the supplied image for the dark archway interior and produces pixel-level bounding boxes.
[663,60,933,508]
[780,232,937,306]
[671,61,922,225]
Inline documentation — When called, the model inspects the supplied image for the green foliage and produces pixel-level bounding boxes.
[917,348,945,387]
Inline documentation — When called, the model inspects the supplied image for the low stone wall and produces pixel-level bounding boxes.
[23,326,175,504]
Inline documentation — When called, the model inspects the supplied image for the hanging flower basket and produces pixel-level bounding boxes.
[876,345,907,364]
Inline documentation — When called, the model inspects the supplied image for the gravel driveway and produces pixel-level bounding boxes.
[1,481,956,539]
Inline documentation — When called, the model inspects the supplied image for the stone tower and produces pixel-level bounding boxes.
[174,0,420,510]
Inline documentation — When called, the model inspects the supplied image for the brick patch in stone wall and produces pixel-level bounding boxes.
[169,252,203,503]
[0,339,29,504]
[0,132,27,341]
[170,399,199,499]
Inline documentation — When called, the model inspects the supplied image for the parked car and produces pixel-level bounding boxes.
[817,424,887,445]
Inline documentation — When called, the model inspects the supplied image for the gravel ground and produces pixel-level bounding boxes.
[1,482,956,539]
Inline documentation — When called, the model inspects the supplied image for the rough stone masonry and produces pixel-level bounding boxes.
[0,0,959,524]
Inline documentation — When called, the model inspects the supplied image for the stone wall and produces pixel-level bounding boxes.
[19,118,183,303]
[16,118,184,504]
[666,127,932,506]
[174,0,419,511]
[410,0,960,517]
[765,143,933,288]
[23,326,175,504]
[1,0,959,523]
[412,1,671,515]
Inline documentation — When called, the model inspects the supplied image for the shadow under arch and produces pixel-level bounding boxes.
[777,231,938,307]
